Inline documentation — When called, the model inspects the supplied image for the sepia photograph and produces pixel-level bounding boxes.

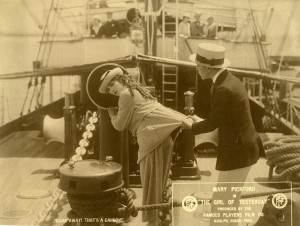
[0,0,300,225]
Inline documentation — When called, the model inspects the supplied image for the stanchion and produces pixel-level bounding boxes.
[64,91,77,161]
[171,90,201,180]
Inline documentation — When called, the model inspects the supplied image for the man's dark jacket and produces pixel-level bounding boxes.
[100,20,121,37]
[192,69,265,171]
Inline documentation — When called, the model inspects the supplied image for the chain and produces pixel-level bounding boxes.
[31,111,98,225]
[70,111,98,163]
[31,189,68,226]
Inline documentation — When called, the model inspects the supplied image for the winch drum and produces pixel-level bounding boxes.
[59,159,124,195]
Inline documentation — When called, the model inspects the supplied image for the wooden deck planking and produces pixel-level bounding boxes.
[0,131,64,225]
[0,131,299,225]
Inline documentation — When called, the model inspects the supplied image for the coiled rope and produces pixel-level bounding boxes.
[264,135,300,181]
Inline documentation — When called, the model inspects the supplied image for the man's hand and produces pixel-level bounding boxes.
[181,117,194,129]
[188,115,203,122]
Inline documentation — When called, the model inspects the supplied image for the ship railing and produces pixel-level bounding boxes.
[1,54,300,135]
[0,57,132,136]
[134,54,300,134]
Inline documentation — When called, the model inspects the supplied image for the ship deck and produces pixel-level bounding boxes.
[0,130,300,225]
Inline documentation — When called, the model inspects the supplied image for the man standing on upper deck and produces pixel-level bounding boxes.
[100,12,121,38]
[182,43,265,226]
[205,16,217,39]
[190,13,205,37]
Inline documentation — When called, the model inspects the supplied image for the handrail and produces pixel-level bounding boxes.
[134,54,300,84]
[1,54,300,85]
[0,57,132,80]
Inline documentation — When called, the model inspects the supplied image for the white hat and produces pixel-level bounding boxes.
[93,15,101,21]
[98,67,123,94]
[189,43,230,68]
[182,14,190,19]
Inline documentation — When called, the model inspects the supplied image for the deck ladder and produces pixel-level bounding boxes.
[161,4,179,109]
[162,65,178,109]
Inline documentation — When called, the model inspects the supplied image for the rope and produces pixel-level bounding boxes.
[36,76,46,109]
[67,192,123,217]
[118,187,138,218]
[20,78,33,116]
[44,0,63,68]
[265,135,300,181]
[130,186,300,213]
[27,77,38,113]
[1,81,11,124]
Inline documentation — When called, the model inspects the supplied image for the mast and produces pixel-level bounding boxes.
[145,0,161,56]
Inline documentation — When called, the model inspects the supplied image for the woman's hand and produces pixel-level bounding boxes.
[181,117,194,129]
[108,107,118,117]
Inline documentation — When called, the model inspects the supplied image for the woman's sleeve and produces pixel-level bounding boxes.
[110,92,135,131]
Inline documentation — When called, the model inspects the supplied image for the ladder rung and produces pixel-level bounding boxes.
[163,65,178,69]
[163,80,176,83]
[163,90,176,93]
[163,73,177,76]
[163,82,176,85]
[164,99,175,101]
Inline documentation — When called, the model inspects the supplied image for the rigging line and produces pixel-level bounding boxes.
[36,76,46,108]
[59,16,74,35]
[1,81,4,125]
[20,81,31,116]
[252,15,268,67]
[261,0,272,31]
[35,0,59,109]
[35,0,55,63]
[39,83,45,106]
[249,15,266,71]
[248,17,263,72]
[39,0,62,107]
[249,0,267,63]
[248,0,268,71]
[27,78,38,113]
[21,0,43,29]
[40,0,61,65]
[45,0,63,68]
[4,96,11,122]
[264,7,274,35]
[1,81,12,123]
[56,2,80,35]
[276,0,297,75]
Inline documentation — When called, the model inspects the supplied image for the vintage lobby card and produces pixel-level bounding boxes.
[172,182,293,226]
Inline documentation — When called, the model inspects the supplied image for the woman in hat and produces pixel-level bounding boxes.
[178,14,190,38]
[90,15,102,38]
[98,67,186,226]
